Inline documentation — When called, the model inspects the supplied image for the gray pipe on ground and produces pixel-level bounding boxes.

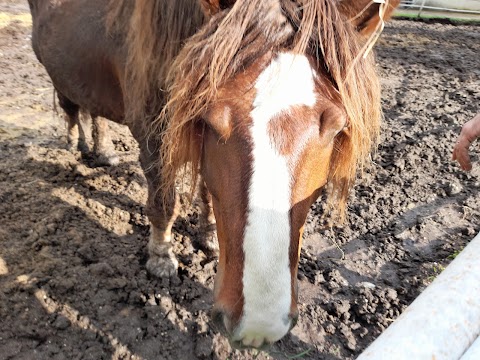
[357,232,480,360]
[461,336,480,360]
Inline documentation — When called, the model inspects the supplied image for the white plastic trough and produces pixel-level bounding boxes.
[357,231,480,360]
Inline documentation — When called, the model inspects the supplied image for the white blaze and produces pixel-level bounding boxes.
[237,53,317,346]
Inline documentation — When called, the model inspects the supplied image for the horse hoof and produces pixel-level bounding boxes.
[77,140,91,155]
[146,252,179,278]
[96,152,120,167]
[199,231,219,257]
[67,141,79,153]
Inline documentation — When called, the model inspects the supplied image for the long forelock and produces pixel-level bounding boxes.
[157,0,292,203]
[158,0,382,223]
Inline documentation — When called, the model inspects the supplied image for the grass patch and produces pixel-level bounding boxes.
[427,263,446,283]
[447,248,464,260]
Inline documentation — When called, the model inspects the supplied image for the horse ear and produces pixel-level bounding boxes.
[339,0,401,36]
[199,0,237,17]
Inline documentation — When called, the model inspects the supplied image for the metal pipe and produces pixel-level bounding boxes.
[357,232,480,360]
[418,0,428,16]
[399,4,480,14]
[461,336,480,360]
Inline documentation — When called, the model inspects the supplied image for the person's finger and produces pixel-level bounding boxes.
[453,133,473,170]
[455,147,472,171]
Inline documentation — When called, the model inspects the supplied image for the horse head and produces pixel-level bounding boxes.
[159,0,397,349]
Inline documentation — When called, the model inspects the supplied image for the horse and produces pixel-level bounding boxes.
[43,0,400,168]
[28,0,398,349]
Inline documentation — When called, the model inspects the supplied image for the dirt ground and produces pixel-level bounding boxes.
[1,1,479,359]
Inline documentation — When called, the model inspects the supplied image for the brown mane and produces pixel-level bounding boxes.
[111,0,382,222]
[106,0,205,125]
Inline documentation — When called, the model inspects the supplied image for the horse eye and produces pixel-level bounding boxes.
[204,105,232,141]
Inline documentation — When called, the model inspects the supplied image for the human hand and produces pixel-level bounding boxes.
[452,113,480,171]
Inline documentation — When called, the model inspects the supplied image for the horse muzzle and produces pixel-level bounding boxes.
[211,307,299,349]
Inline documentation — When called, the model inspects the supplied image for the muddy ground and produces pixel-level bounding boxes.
[0,1,479,359]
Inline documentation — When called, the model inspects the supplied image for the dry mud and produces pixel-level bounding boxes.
[0,1,479,359]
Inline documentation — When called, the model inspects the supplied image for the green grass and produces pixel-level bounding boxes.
[447,248,464,260]
[427,263,446,282]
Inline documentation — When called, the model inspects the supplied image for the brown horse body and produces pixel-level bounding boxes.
[28,0,159,165]
[28,0,397,349]
[29,0,209,279]
[29,0,126,121]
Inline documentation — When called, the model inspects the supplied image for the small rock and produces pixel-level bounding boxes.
[358,327,368,338]
[327,281,341,293]
[350,322,361,330]
[346,339,357,352]
[53,315,71,330]
[106,277,127,290]
[89,262,114,276]
[385,288,398,301]
[314,273,326,284]
[326,270,349,287]
[0,258,8,275]
[325,323,336,334]
[445,181,463,196]
[357,282,376,290]
[333,300,351,318]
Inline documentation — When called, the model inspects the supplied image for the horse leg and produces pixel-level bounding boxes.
[146,187,180,278]
[64,113,79,151]
[57,92,80,152]
[137,143,179,278]
[198,180,218,255]
[77,111,92,155]
[92,116,119,166]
